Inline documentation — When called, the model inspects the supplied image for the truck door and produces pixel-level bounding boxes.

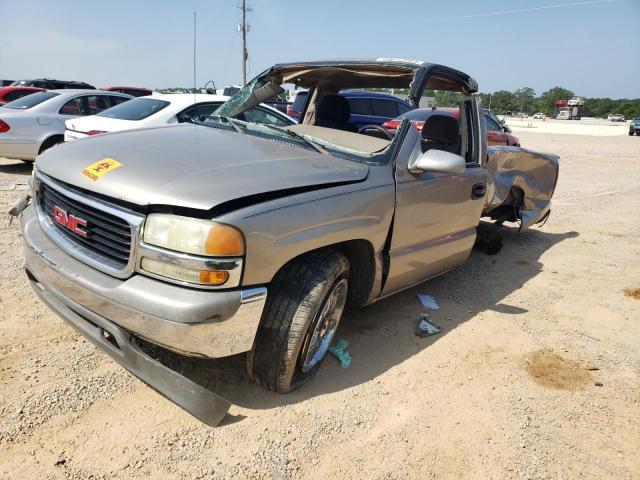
[380,97,487,296]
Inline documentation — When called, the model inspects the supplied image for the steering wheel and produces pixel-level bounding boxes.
[358,124,393,140]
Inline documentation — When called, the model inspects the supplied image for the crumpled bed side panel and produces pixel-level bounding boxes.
[483,146,559,229]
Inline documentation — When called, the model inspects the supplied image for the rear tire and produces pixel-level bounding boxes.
[248,250,349,393]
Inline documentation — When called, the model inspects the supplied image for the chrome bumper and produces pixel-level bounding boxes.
[20,204,267,358]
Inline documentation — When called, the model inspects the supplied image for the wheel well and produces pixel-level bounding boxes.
[39,135,64,154]
[271,240,376,308]
[487,186,525,223]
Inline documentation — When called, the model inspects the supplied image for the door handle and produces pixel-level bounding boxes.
[471,183,486,200]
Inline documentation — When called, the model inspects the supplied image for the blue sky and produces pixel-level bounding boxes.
[1,0,638,98]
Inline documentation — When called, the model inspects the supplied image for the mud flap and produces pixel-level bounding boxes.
[28,274,231,426]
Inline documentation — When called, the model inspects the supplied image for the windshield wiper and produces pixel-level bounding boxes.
[258,124,328,155]
[210,116,245,134]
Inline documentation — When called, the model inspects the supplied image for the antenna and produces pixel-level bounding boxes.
[238,0,253,85]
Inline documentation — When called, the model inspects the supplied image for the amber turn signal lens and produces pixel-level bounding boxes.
[204,225,245,256]
[199,270,229,285]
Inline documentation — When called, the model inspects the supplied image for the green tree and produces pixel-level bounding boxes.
[514,87,536,114]
[489,90,517,114]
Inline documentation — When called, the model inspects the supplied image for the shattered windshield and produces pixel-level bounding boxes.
[213,77,259,119]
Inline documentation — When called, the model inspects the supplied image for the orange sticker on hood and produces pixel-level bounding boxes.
[81,158,122,181]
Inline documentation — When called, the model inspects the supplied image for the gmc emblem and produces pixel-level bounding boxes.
[52,206,87,237]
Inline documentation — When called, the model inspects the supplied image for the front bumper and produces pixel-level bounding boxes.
[20,204,267,358]
[28,270,233,426]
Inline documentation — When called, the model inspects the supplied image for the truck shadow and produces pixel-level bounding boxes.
[156,225,579,417]
[0,159,33,175]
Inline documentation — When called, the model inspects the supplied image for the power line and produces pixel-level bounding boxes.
[423,0,618,22]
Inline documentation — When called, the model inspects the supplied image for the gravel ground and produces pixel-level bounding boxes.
[0,132,639,479]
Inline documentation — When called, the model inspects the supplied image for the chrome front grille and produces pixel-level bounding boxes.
[39,182,132,267]
[35,173,144,278]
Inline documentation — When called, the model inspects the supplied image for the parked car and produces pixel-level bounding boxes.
[287,89,309,120]
[287,90,412,129]
[102,86,153,97]
[0,90,131,161]
[505,111,514,117]
[484,108,508,129]
[265,98,291,114]
[629,117,640,136]
[382,107,521,146]
[0,86,44,105]
[532,112,546,119]
[16,58,558,426]
[610,114,625,122]
[64,94,293,141]
[11,78,95,90]
[341,91,413,130]
[219,85,242,96]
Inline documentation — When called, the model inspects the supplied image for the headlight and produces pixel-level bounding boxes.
[140,257,230,285]
[143,214,244,256]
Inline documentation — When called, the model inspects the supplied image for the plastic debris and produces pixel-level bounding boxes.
[414,314,442,338]
[8,196,30,225]
[417,294,439,310]
[329,339,351,368]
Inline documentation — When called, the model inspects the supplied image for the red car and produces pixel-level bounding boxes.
[102,86,152,97]
[382,107,520,146]
[0,86,45,105]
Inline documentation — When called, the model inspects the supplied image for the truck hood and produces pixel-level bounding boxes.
[36,124,369,211]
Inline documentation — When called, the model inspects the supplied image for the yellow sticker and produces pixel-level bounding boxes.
[81,158,122,182]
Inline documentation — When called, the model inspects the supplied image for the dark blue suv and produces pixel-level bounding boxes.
[341,91,413,129]
[288,90,412,130]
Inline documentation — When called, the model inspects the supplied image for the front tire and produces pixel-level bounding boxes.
[249,250,349,393]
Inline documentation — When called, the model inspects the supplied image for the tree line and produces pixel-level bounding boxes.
[424,87,639,119]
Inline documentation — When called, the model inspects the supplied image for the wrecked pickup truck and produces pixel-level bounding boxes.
[17,59,559,426]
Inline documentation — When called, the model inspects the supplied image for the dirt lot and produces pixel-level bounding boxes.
[1,132,639,480]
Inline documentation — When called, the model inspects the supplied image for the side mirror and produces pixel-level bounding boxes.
[408,149,466,175]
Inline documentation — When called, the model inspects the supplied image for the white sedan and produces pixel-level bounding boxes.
[64,93,294,141]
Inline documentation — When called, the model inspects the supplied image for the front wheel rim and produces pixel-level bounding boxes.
[299,278,348,374]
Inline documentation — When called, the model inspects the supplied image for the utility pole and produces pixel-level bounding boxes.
[238,0,252,85]
[193,12,197,93]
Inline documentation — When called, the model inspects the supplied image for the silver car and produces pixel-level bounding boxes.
[0,89,131,161]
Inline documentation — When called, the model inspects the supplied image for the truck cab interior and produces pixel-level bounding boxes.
[215,60,481,162]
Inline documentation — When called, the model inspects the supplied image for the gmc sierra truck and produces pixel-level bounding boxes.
[17,59,559,425]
